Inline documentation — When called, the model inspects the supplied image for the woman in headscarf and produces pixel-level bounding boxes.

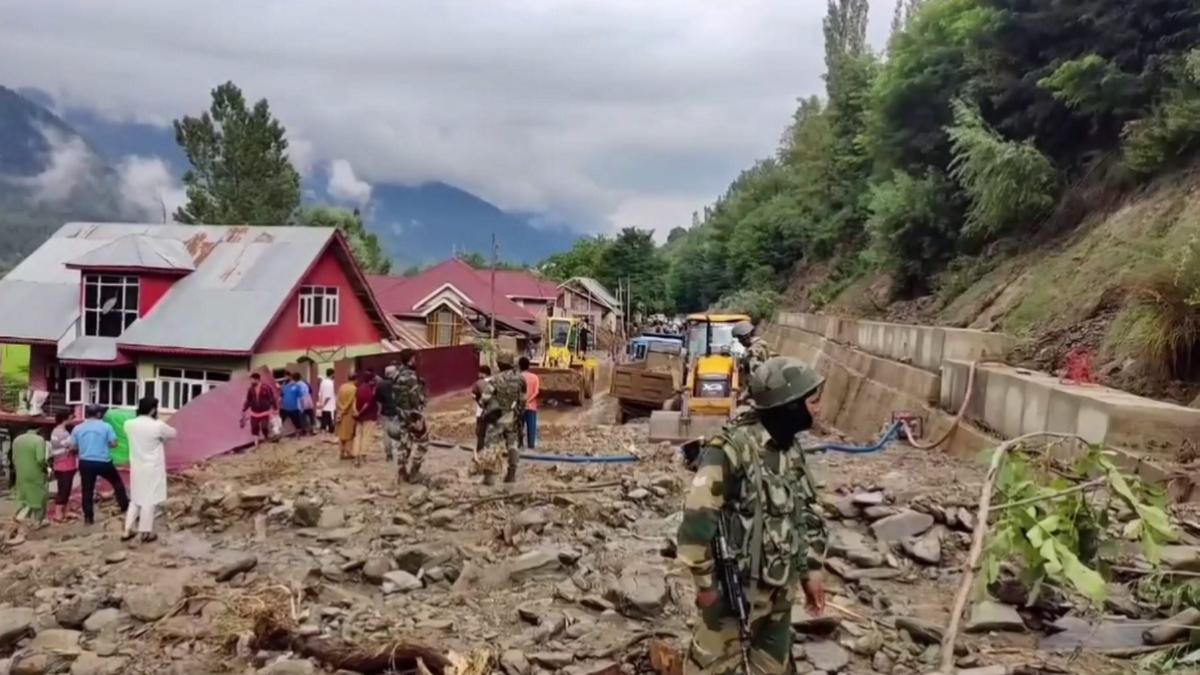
[335,374,358,461]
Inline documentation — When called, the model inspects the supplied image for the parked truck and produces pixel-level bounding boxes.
[611,334,685,423]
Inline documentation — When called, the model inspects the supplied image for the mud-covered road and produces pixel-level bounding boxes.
[0,394,1135,674]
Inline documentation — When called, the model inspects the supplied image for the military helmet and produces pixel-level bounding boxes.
[495,351,515,367]
[748,356,824,410]
[732,321,755,339]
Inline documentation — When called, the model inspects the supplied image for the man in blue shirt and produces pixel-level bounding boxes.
[281,372,312,436]
[70,405,130,525]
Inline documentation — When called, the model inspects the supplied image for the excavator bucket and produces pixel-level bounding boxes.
[649,409,728,444]
[532,366,587,405]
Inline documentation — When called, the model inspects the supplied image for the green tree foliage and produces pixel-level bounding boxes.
[173,82,301,225]
[948,101,1059,240]
[540,236,610,281]
[867,169,961,291]
[710,289,781,323]
[1123,50,1200,176]
[596,228,669,315]
[295,206,391,274]
[454,251,526,271]
[555,0,1200,315]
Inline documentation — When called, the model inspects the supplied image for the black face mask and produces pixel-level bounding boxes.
[758,398,813,448]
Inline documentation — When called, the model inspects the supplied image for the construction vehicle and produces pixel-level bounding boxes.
[533,316,598,405]
[649,313,751,442]
[611,334,685,423]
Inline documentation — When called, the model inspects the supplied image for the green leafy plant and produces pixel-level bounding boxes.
[1123,49,1200,176]
[947,100,1061,241]
[983,445,1176,605]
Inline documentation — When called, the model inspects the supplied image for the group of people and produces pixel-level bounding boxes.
[240,350,433,480]
[11,396,177,543]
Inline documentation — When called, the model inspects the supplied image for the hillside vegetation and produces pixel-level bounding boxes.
[550,0,1200,387]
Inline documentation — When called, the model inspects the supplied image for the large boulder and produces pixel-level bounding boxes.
[605,563,668,618]
[871,510,934,543]
[0,607,35,649]
[124,582,184,622]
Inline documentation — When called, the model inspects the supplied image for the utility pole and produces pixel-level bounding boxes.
[490,233,497,340]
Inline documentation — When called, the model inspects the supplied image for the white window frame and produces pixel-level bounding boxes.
[65,368,139,408]
[155,367,231,411]
[82,274,139,338]
[298,285,340,327]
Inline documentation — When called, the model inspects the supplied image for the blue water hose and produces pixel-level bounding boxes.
[807,420,902,454]
[519,453,640,464]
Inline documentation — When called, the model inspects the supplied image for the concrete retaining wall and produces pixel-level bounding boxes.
[776,312,1015,373]
[763,322,996,458]
[941,360,1200,457]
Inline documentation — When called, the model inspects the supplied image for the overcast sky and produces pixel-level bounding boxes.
[0,1,894,235]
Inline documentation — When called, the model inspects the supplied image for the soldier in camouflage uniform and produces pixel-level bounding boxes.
[476,352,526,485]
[677,356,827,674]
[391,349,430,482]
[733,321,776,387]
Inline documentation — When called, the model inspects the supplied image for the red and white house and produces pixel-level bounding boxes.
[0,222,405,414]
[368,259,558,347]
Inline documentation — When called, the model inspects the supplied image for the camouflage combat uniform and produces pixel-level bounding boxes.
[740,338,776,387]
[392,364,429,480]
[677,417,825,674]
[476,365,526,484]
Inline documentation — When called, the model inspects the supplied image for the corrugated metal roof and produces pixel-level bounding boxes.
[369,259,536,323]
[0,222,337,352]
[562,276,622,313]
[58,336,119,362]
[67,234,195,272]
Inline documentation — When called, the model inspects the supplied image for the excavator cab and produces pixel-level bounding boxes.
[649,313,750,442]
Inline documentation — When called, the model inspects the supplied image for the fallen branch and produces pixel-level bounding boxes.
[987,477,1107,513]
[939,432,1089,674]
[463,480,623,510]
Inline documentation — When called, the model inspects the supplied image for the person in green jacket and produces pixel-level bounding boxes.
[12,427,49,523]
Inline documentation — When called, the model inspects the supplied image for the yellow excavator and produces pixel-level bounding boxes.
[533,316,598,405]
[649,313,750,442]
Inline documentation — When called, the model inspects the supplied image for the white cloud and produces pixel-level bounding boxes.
[19,124,95,205]
[0,0,896,232]
[326,159,371,206]
[115,155,187,222]
[288,135,315,177]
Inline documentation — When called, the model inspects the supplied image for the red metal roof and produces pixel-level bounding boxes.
[490,269,558,299]
[368,259,537,323]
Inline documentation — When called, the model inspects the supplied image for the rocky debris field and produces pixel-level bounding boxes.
[0,399,1195,675]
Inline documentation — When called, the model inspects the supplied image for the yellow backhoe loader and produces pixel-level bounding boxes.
[649,313,751,442]
[532,316,598,405]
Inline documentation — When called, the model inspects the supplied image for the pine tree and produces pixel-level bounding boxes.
[173,81,301,225]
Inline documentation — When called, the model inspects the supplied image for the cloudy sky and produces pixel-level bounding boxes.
[0,1,894,236]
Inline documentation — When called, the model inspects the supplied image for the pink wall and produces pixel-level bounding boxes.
[256,247,384,352]
[140,273,178,316]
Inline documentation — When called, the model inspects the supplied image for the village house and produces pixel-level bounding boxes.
[369,259,545,349]
[0,222,402,415]
[368,261,624,352]
[555,276,623,335]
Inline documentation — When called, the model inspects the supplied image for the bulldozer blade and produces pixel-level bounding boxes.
[649,410,728,444]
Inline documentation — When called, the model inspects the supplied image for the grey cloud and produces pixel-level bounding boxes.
[0,0,896,234]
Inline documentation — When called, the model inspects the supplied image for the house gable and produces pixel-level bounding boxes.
[255,242,384,353]
[413,283,473,316]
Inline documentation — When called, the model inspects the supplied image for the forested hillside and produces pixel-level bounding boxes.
[548,0,1200,374]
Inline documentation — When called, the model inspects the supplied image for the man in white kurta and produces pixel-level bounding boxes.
[122,397,177,543]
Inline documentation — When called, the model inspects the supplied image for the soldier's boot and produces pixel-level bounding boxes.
[397,464,408,483]
[482,472,497,486]
[407,459,422,482]
[504,448,519,483]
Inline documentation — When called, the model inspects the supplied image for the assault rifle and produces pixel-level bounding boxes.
[714,516,752,674]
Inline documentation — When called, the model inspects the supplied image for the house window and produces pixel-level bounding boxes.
[299,286,339,326]
[65,367,139,408]
[427,308,458,346]
[155,367,231,411]
[82,275,139,337]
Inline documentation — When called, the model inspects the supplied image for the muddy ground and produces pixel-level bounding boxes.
[0,392,1167,675]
